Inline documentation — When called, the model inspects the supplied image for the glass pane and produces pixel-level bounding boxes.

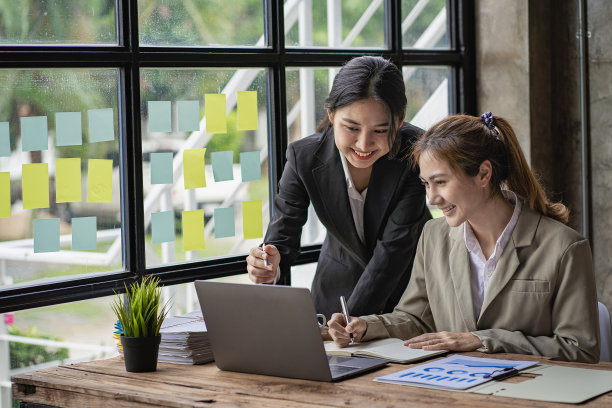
[138,0,265,47]
[0,69,122,291]
[404,66,451,129]
[285,0,385,49]
[402,0,449,49]
[0,0,117,45]
[140,68,269,267]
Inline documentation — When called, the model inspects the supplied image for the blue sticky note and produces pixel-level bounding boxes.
[148,101,172,133]
[177,100,200,132]
[33,218,60,253]
[88,108,115,143]
[56,112,83,146]
[0,122,9,156]
[21,116,48,151]
[240,151,261,182]
[212,151,234,182]
[214,207,235,238]
[151,210,175,243]
[72,216,97,251]
[150,152,173,184]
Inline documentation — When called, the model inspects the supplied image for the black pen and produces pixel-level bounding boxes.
[339,295,355,344]
[484,367,519,381]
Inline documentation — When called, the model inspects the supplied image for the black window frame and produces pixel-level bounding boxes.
[0,0,475,313]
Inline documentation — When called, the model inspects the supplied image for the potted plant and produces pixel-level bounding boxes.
[111,276,170,372]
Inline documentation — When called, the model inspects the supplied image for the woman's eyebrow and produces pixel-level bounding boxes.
[340,117,389,127]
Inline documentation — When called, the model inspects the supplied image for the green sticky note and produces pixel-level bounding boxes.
[177,100,200,132]
[214,207,235,238]
[152,210,175,243]
[55,112,82,146]
[240,151,261,182]
[0,172,10,218]
[205,94,227,134]
[182,209,205,251]
[88,108,115,143]
[55,158,82,203]
[0,122,10,156]
[148,101,172,133]
[34,218,60,253]
[211,151,234,182]
[22,163,49,209]
[237,91,258,130]
[150,152,173,184]
[72,216,97,250]
[242,200,263,240]
[21,116,48,151]
[183,148,206,189]
[88,159,112,202]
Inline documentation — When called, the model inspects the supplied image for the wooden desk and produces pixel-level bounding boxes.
[12,353,612,407]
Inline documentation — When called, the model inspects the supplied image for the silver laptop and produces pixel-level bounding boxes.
[194,281,388,381]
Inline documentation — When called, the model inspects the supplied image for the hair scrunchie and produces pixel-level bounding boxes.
[480,111,500,138]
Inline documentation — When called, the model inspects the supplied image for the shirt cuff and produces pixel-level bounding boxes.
[471,331,489,352]
[272,266,281,284]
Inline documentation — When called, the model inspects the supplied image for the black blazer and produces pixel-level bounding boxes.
[265,123,431,318]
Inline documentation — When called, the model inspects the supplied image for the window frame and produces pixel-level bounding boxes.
[0,0,475,313]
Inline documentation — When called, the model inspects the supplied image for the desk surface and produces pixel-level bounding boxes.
[12,352,612,408]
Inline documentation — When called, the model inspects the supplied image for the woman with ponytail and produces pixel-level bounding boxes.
[328,112,600,362]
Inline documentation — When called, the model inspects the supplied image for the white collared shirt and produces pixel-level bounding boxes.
[464,190,522,319]
[339,151,367,243]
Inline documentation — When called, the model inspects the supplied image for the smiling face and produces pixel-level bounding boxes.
[329,98,396,170]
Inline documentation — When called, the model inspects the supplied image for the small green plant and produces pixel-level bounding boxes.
[111,277,170,338]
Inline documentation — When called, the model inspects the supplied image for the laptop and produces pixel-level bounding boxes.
[194,281,388,381]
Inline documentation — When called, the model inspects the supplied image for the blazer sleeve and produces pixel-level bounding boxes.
[472,239,600,363]
[264,143,310,285]
[360,229,437,341]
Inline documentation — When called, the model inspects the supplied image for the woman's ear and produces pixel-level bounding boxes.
[478,160,493,187]
[327,109,334,125]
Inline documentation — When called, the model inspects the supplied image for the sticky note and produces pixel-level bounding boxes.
[88,108,114,143]
[152,210,175,243]
[211,151,233,182]
[71,216,97,250]
[214,207,235,238]
[22,163,49,209]
[0,122,10,156]
[240,151,261,182]
[242,200,263,240]
[55,112,82,146]
[177,100,200,132]
[55,158,82,203]
[88,159,112,202]
[148,101,172,133]
[21,116,48,151]
[183,148,206,189]
[205,94,226,134]
[150,152,173,184]
[182,209,205,251]
[237,91,258,130]
[34,218,60,253]
[0,172,10,218]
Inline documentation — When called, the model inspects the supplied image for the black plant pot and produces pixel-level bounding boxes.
[120,335,161,372]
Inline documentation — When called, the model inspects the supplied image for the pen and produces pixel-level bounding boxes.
[484,367,519,381]
[261,243,268,267]
[339,295,355,344]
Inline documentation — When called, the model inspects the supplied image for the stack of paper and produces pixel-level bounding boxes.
[158,310,213,365]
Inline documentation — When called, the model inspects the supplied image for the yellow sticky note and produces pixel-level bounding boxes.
[88,159,112,202]
[237,91,258,130]
[205,93,227,134]
[243,200,263,240]
[56,158,82,203]
[0,172,10,218]
[183,148,206,189]
[182,209,205,251]
[22,163,49,209]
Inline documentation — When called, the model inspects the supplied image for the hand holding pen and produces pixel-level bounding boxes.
[340,295,355,344]
[246,243,280,284]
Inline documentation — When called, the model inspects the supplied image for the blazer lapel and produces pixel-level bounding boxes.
[448,226,477,331]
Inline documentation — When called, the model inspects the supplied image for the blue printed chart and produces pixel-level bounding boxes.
[375,355,537,390]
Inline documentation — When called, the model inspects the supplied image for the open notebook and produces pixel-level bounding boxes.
[325,338,446,364]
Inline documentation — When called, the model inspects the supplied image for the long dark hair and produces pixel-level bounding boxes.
[411,113,569,224]
[316,56,407,158]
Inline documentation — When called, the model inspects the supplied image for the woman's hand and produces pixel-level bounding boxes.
[328,313,367,347]
[405,331,483,351]
[246,244,280,284]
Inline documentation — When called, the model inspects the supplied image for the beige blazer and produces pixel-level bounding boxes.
[362,205,600,362]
